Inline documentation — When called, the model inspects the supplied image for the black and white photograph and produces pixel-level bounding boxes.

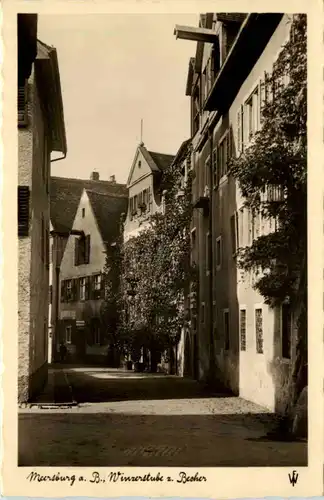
[2,1,323,497]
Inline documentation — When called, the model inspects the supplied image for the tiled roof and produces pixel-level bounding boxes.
[50,176,128,233]
[86,190,128,246]
[148,150,175,172]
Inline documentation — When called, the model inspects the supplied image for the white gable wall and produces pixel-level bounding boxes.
[60,190,106,281]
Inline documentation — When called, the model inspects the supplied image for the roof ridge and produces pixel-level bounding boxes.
[86,189,128,198]
[51,175,126,186]
[148,150,175,157]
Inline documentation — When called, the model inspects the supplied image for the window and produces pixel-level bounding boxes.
[138,160,142,168]
[240,308,247,351]
[251,210,262,241]
[224,310,230,350]
[66,325,72,344]
[230,212,239,256]
[255,308,264,354]
[49,285,53,305]
[245,87,260,143]
[79,277,86,301]
[75,235,91,266]
[18,80,28,127]
[82,208,85,218]
[237,106,244,154]
[216,236,222,270]
[281,303,292,359]
[238,208,244,248]
[93,274,102,299]
[218,134,229,180]
[18,186,30,237]
[66,280,73,302]
[212,147,218,187]
[204,156,211,194]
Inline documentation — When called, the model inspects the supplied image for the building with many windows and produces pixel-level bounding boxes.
[176,13,296,411]
[123,142,175,242]
[49,172,127,361]
[57,178,128,364]
[18,14,67,402]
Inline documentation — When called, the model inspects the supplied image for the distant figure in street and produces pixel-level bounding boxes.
[59,342,67,363]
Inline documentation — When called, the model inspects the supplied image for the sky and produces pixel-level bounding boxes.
[37,14,198,184]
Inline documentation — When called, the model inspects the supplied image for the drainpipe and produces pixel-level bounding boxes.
[53,263,60,362]
[208,127,215,384]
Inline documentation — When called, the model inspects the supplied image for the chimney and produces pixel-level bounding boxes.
[90,171,99,181]
[110,175,116,183]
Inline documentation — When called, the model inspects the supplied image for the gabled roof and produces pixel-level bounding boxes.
[50,176,128,233]
[171,138,191,166]
[127,143,175,186]
[86,190,128,246]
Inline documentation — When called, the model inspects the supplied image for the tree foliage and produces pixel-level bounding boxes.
[229,14,307,307]
[117,148,195,356]
[229,15,307,431]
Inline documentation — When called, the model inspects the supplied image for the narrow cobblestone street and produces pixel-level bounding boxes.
[18,366,307,467]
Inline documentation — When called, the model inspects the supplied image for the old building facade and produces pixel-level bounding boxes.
[49,173,126,362]
[123,143,174,242]
[18,15,67,402]
[176,13,295,411]
[57,177,128,364]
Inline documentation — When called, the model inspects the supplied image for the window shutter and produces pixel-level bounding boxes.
[85,235,91,264]
[89,275,95,300]
[74,238,79,266]
[18,81,28,127]
[100,273,105,299]
[85,276,90,300]
[72,278,78,301]
[230,214,237,255]
[18,186,30,237]
[60,280,65,302]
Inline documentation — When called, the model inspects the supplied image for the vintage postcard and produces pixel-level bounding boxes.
[1,0,323,497]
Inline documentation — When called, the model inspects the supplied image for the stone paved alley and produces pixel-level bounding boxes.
[18,366,307,467]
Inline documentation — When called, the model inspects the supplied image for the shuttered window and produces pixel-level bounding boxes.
[212,147,218,188]
[255,308,264,354]
[230,212,239,255]
[18,81,28,127]
[74,238,79,266]
[85,235,91,264]
[79,277,86,301]
[18,186,30,236]
[240,309,247,351]
[60,280,66,302]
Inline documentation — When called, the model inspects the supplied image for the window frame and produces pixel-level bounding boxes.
[239,306,247,351]
[254,305,264,354]
[65,325,72,344]
[79,277,86,301]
